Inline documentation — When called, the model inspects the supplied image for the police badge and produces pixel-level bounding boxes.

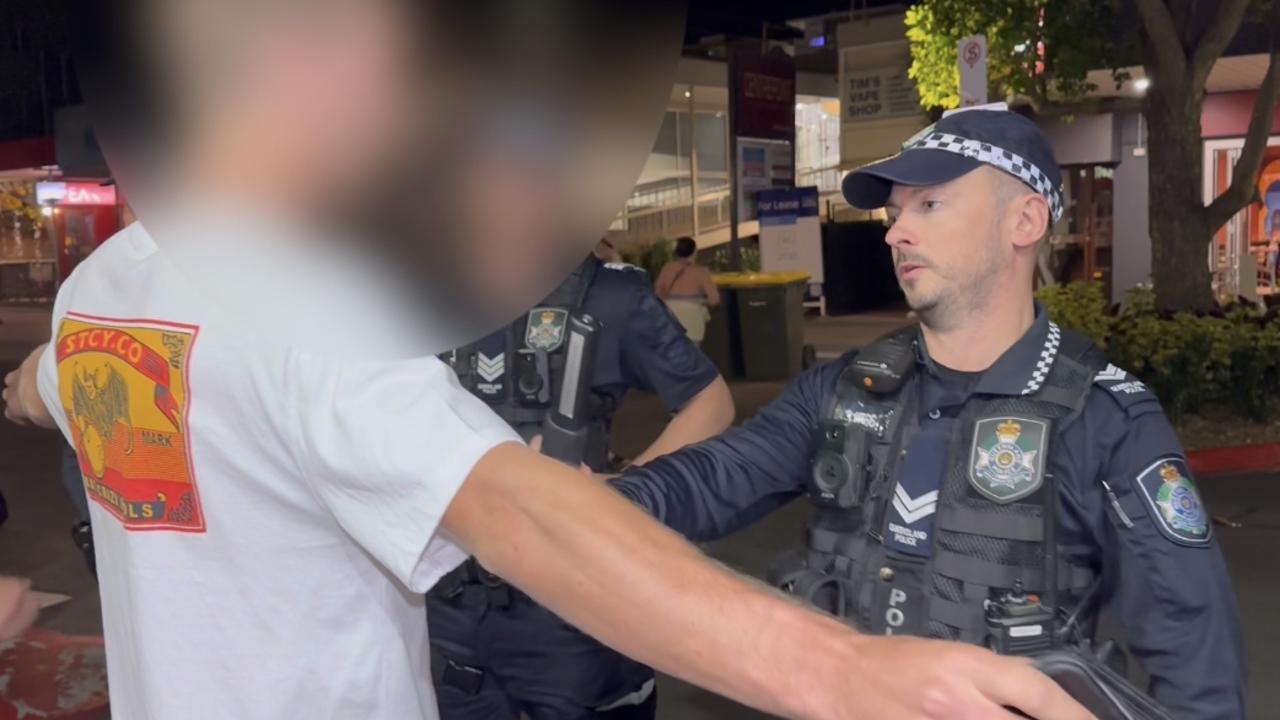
[525,307,569,352]
[969,416,1049,503]
[1135,457,1210,546]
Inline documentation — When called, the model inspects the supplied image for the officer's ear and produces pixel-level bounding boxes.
[1007,191,1050,251]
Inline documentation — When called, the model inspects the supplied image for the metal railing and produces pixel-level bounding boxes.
[796,165,843,195]
[608,164,844,244]
[609,188,733,242]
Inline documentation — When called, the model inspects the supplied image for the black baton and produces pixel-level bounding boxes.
[540,312,600,466]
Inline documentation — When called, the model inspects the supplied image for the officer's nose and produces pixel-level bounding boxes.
[885,217,917,249]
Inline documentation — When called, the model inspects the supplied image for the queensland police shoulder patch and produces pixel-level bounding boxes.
[1134,457,1211,546]
[968,416,1049,503]
[525,307,568,352]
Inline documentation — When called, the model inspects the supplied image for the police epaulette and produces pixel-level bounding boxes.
[1092,363,1160,415]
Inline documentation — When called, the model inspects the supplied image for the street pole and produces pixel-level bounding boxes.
[727,44,742,271]
[688,84,699,242]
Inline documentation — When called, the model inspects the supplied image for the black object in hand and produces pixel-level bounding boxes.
[1009,649,1174,720]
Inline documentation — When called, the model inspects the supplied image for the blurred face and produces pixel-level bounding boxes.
[884,168,1012,329]
[160,0,420,209]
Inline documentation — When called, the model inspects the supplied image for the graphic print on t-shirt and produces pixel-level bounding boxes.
[54,313,205,532]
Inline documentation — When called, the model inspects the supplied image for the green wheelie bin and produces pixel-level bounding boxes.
[714,271,809,381]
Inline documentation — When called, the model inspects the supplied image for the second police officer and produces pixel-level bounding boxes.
[431,243,735,719]
[611,108,1247,719]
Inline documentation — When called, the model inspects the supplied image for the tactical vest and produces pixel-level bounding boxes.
[773,326,1107,648]
[446,260,615,470]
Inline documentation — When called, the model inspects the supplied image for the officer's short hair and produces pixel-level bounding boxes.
[674,236,697,258]
[989,168,1051,243]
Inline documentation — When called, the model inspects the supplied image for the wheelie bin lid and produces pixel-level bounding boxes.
[712,271,810,288]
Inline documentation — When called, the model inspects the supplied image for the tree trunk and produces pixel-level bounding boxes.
[1145,80,1216,311]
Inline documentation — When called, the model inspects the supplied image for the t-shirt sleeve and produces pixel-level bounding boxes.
[287,352,520,593]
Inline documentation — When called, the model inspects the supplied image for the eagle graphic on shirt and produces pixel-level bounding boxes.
[71,362,134,479]
[55,315,205,532]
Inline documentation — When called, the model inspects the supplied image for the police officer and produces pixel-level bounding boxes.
[611,108,1247,718]
[431,250,734,719]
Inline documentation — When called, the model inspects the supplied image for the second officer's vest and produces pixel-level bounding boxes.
[774,324,1105,645]
[446,260,614,470]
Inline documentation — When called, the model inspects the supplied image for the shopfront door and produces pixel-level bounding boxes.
[1052,164,1115,298]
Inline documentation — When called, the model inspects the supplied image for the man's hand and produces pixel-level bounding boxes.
[0,577,38,642]
[3,344,55,429]
[526,434,592,478]
[832,635,1094,720]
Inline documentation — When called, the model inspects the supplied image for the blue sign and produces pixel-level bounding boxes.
[757,187,819,226]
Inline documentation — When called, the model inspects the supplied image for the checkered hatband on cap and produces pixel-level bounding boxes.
[907,132,1064,223]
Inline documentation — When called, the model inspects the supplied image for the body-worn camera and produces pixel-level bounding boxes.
[810,420,870,509]
[514,349,552,406]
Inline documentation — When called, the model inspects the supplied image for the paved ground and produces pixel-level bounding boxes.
[2,304,1275,717]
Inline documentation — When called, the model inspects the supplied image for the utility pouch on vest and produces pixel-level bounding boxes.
[869,556,928,636]
[513,349,552,406]
[811,420,870,509]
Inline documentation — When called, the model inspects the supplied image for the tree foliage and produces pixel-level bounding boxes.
[905,0,1136,113]
[906,0,1280,311]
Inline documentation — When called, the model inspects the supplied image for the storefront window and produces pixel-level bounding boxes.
[1207,139,1280,299]
[0,181,57,302]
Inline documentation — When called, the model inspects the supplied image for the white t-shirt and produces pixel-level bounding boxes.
[36,222,518,720]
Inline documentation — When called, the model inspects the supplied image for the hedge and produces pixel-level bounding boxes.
[619,238,763,279]
[1036,282,1280,423]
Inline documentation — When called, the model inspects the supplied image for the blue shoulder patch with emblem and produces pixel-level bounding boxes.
[1133,456,1211,546]
[604,261,644,273]
[1093,363,1160,415]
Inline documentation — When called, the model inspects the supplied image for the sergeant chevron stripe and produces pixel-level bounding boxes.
[476,353,504,382]
[892,485,939,524]
[1095,364,1127,382]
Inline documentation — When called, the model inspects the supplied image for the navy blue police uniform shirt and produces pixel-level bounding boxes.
[612,304,1246,718]
[585,260,719,414]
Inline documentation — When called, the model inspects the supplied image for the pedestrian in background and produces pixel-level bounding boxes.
[654,236,719,344]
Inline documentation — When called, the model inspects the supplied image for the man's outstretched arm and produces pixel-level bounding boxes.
[446,442,1093,720]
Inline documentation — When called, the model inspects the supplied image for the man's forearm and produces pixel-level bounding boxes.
[445,443,1094,720]
[446,443,842,719]
[630,378,734,467]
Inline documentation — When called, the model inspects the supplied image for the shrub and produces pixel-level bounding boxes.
[618,238,674,278]
[1035,282,1112,348]
[1037,282,1280,424]
[707,244,761,273]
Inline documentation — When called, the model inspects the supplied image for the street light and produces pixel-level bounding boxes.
[1135,78,1151,92]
